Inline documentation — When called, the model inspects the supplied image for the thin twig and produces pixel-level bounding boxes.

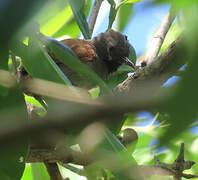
[143,7,176,65]
[88,0,104,36]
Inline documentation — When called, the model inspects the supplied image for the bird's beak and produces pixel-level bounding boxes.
[122,57,136,69]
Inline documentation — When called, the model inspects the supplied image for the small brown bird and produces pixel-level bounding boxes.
[54,29,136,88]
[20,29,135,89]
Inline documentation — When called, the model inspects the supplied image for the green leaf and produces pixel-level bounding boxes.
[0,87,28,180]
[0,0,48,46]
[117,2,133,32]
[129,44,137,64]
[53,0,91,38]
[105,71,128,89]
[36,1,72,37]
[0,46,8,70]
[160,4,198,145]
[40,35,110,92]
[83,128,136,180]
[24,34,72,85]
[103,129,126,152]
[68,0,91,39]
[89,87,100,99]
[159,22,182,54]
[53,17,81,38]
[96,129,139,180]
[21,164,33,180]
[31,163,50,180]
[107,0,117,29]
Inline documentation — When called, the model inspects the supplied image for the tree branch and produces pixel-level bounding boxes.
[27,143,198,179]
[88,0,104,36]
[117,34,185,92]
[143,7,176,65]
[27,148,93,166]
[44,162,63,180]
[0,86,162,145]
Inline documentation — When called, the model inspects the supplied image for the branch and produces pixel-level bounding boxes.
[0,86,162,145]
[88,0,104,36]
[44,162,63,180]
[117,34,185,92]
[27,148,92,166]
[143,7,176,65]
[27,143,198,179]
[152,143,197,180]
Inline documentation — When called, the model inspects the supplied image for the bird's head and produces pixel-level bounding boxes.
[92,29,135,73]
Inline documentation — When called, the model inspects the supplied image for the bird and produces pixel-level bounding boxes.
[53,29,136,88]
[20,29,135,89]
[20,29,136,114]
[44,29,136,133]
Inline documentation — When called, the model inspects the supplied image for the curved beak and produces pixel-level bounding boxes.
[122,57,136,69]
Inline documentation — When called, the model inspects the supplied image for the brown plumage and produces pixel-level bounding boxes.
[54,29,134,88]
[20,29,135,89]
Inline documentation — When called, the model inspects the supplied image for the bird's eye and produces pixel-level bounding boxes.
[124,35,128,40]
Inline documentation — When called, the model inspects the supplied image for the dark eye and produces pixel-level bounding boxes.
[124,35,128,40]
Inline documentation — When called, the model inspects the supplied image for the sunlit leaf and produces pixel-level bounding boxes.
[117,1,134,31]
[159,22,182,54]
[24,32,72,85]
[53,0,91,38]
[68,0,90,39]
[36,1,72,37]
[107,0,117,29]
[21,164,33,180]
[31,163,50,180]
[53,17,80,38]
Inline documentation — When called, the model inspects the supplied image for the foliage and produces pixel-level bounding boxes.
[0,0,198,180]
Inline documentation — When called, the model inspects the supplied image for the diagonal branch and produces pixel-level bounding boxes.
[88,0,104,36]
[143,7,176,65]
[117,34,185,92]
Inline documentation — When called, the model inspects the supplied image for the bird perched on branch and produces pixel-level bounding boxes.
[20,29,135,89]
[53,29,136,88]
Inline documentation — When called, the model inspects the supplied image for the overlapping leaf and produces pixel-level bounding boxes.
[68,0,91,39]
